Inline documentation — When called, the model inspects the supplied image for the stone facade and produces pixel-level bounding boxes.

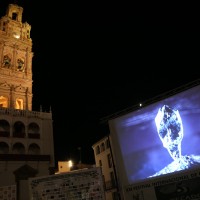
[29,167,105,200]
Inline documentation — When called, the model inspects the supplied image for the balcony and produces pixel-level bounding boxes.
[13,132,25,138]
[0,154,51,161]
[0,131,9,137]
[28,133,40,139]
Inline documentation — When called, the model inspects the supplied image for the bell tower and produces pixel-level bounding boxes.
[0,4,55,199]
[0,4,33,110]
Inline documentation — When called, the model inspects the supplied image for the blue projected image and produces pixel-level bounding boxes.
[109,84,200,185]
[149,104,200,177]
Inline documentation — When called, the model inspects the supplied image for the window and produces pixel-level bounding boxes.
[17,58,24,71]
[12,142,25,154]
[13,121,25,138]
[12,13,17,20]
[15,98,23,110]
[110,171,116,186]
[0,142,9,154]
[28,143,40,155]
[0,96,8,108]
[107,153,112,168]
[105,138,110,149]
[99,160,102,167]
[2,55,11,68]
[28,123,40,139]
[96,146,100,155]
[100,142,105,152]
[0,119,10,137]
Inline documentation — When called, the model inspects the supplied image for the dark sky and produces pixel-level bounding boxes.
[1,1,200,165]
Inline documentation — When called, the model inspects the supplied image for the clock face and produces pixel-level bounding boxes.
[13,32,20,39]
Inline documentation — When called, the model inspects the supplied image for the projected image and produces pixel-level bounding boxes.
[149,104,200,177]
[109,84,200,185]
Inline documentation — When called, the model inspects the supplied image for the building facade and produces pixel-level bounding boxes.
[0,4,55,200]
[92,135,120,200]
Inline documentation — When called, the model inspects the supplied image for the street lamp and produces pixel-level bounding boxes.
[68,160,73,170]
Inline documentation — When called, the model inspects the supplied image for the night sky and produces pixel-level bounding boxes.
[1,0,200,165]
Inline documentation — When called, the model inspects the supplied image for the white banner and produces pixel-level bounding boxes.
[124,168,200,200]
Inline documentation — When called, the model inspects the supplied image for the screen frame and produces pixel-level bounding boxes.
[109,82,200,187]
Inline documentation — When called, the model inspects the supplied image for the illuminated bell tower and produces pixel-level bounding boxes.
[0,4,55,199]
[0,4,33,110]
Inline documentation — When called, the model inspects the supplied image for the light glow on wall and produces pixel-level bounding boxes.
[58,160,73,173]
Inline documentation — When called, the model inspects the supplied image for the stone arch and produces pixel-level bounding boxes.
[28,143,40,155]
[0,142,9,154]
[28,122,40,139]
[0,119,10,137]
[13,121,25,138]
[12,142,25,154]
